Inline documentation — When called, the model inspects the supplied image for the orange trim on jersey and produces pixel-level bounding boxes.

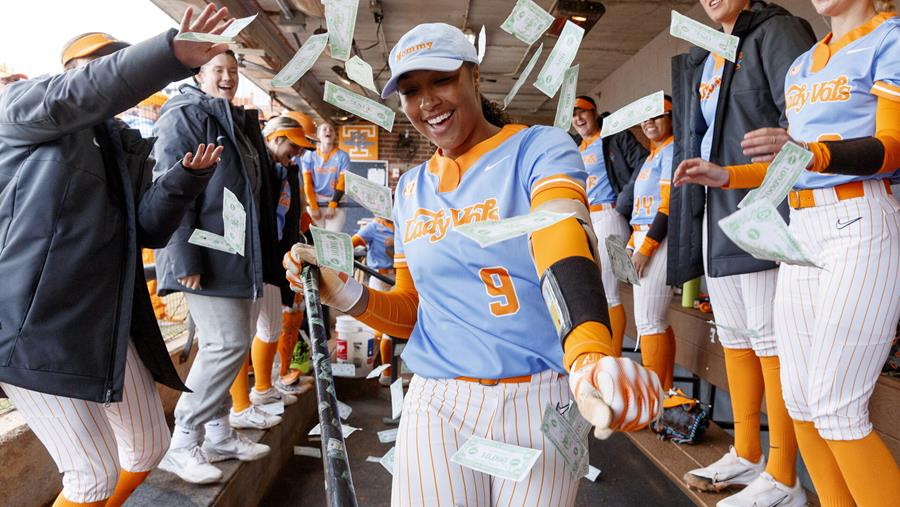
[713,54,725,71]
[589,202,615,212]
[658,180,671,216]
[302,171,318,210]
[646,135,674,163]
[316,146,340,164]
[872,81,900,102]
[356,266,418,339]
[426,124,528,192]
[809,12,893,73]
[579,131,601,152]
[531,174,588,206]
[374,217,395,230]
[724,162,769,189]
[351,235,366,248]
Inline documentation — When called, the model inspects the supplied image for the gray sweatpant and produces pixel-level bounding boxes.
[174,293,260,430]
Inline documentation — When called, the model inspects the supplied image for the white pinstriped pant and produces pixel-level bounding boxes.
[255,283,284,343]
[391,370,581,507]
[0,341,169,502]
[632,231,673,336]
[774,182,900,440]
[702,213,779,356]
[590,208,631,306]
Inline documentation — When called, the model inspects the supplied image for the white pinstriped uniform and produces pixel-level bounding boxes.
[590,209,631,306]
[702,215,780,356]
[774,181,900,440]
[255,283,284,343]
[631,230,673,336]
[391,371,581,507]
[0,341,169,503]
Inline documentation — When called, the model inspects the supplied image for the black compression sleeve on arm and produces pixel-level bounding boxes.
[821,138,886,176]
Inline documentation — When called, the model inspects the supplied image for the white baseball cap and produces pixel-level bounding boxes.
[381,23,479,99]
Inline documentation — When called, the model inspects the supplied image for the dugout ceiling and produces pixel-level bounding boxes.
[149,0,695,126]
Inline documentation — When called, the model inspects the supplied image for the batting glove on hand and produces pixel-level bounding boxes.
[569,355,664,440]
[283,243,364,313]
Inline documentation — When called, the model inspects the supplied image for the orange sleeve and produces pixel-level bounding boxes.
[351,235,366,248]
[302,171,318,210]
[335,172,346,192]
[657,180,671,216]
[637,237,660,257]
[724,162,769,189]
[355,266,418,339]
[807,94,900,174]
[529,180,613,371]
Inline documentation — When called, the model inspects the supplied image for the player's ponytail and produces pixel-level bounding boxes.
[480,95,510,127]
[874,0,894,11]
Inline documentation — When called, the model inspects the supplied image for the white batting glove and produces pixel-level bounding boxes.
[283,243,364,313]
[569,355,664,439]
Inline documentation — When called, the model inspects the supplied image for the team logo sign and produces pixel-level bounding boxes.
[340,124,378,160]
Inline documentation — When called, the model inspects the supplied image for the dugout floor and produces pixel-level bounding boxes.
[263,384,693,507]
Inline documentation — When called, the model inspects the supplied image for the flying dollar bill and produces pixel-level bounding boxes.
[344,171,393,218]
[324,0,359,61]
[477,25,487,64]
[188,229,234,254]
[601,90,664,139]
[175,13,258,44]
[738,141,812,208]
[501,0,555,45]
[455,211,574,248]
[718,200,818,267]
[605,235,640,285]
[324,81,395,131]
[222,188,245,256]
[553,65,579,130]
[670,10,739,62]
[344,55,378,94]
[451,436,542,482]
[534,20,584,98]
[310,226,355,275]
[541,403,590,478]
[503,44,543,110]
[272,32,329,88]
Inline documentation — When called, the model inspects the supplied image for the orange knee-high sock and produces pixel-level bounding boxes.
[252,337,279,392]
[105,469,150,507]
[723,347,764,463]
[277,311,303,377]
[793,420,854,507]
[663,326,676,388]
[640,333,674,391]
[380,336,393,376]
[827,432,900,506]
[758,355,798,486]
[53,493,106,507]
[608,304,626,357]
[229,357,251,413]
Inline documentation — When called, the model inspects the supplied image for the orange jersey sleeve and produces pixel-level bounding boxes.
[355,266,418,339]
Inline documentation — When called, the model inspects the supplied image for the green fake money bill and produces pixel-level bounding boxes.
[503,44,543,110]
[534,20,584,98]
[554,65,580,130]
[344,55,378,94]
[380,446,396,475]
[541,403,589,478]
[738,141,812,209]
[477,25,486,64]
[344,171,393,218]
[175,13,258,44]
[324,0,359,61]
[222,188,245,256]
[455,211,574,248]
[188,229,234,254]
[310,226,354,275]
[601,90,665,139]
[670,10,739,62]
[501,0,555,45]
[451,436,542,482]
[718,200,818,267]
[272,32,329,88]
[605,235,640,285]
[324,81,395,132]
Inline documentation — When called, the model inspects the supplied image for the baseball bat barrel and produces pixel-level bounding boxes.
[353,260,395,286]
[301,265,359,507]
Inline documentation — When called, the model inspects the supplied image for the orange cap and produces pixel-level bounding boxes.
[61,32,130,67]
[573,98,595,111]
[663,98,673,113]
[263,116,315,149]
[281,111,318,142]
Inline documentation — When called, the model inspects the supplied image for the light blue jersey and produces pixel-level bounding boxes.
[355,219,395,270]
[631,138,674,226]
[580,133,616,205]
[786,15,900,189]
[300,147,350,197]
[393,124,588,379]
[699,54,724,161]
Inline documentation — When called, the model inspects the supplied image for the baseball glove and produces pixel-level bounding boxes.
[651,389,710,445]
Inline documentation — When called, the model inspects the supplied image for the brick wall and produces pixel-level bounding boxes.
[375,124,435,173]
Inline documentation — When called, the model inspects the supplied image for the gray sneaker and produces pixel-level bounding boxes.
[202,431,270,463]
[157,444,223,484]
[251,386,297,406]
[274,376,313,396]
[229,405,282,429]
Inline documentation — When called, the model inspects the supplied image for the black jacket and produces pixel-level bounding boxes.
[667,1,816,284]
[597,128,649,220]
[153,85,290,304]
[0,31,210,402]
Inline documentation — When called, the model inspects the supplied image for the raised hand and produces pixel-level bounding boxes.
[182,143,224,171]
[740,127,795,163]
[172,4,234,69]
[673,158,730,188]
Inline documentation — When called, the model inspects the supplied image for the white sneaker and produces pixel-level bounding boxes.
[202,431,271,462]
[717,472,808,507]
[251,386,297,406]
[157,444,223,484]
[684,447,765,492]
[274,376,313,396]
[229,406,283,429]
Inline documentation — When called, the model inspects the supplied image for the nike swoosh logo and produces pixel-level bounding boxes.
[484,155,511,172]
[836,217,862,229]
[845,46,872,55]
